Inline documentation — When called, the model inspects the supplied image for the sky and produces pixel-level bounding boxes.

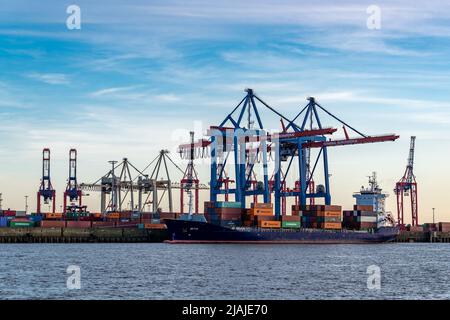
[1,0,450,223]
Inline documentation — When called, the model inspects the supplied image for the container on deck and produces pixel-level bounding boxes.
[251,202,273,209]
[258,220,281,228]
[282,221,301,228]
[215,201,242,209]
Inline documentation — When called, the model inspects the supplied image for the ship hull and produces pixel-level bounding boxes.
[164,219,399,244]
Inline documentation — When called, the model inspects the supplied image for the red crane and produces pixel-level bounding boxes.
[395,136,418,226]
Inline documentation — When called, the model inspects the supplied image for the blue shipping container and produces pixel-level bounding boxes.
[0,217,8,227]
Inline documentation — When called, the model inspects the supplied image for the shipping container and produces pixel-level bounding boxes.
[215,201,242,208]
[106,212,120,219]
[0,217,9,227]
[40,220,66,228]
[29,215,43,222]
[315,211,342,218]
[282,221,301,228]
[15,211,27,217]
[159,212,177,219]
[353,205,374,211]
[438,222,450,232]
[319,222,342,230]
[92,221,115,228]
[258,220,281,228]
[66,221,92,228]
[144,223,166,229]
[281,215,301,222]
[247,208,273,216]
[10,220,35,228]
[301,205,342,212]
[45,212,63,220]
[251,202,273,209]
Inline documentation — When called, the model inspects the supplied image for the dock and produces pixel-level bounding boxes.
[395,231,450,243]
[0,227,168,243]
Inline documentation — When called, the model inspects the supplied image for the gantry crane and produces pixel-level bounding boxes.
[395,136,418,226]
[180,131,200,215]
[37,148,56,213]
[63,149,82,213]
[177,89,399,217]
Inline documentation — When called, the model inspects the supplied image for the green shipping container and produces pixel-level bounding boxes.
[215,202,242,208]
[10,221,35,228]
[282,221,301,228]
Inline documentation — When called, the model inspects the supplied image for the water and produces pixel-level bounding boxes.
[0,243,449,299]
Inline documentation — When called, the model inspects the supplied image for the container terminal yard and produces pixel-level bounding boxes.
[0,89,449,244]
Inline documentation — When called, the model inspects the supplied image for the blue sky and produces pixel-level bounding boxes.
[1,0,450,222]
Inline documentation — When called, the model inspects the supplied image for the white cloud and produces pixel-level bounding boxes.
[27,72,70,85]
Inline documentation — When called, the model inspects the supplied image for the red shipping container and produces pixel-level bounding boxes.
[160,212,176,219]
[353,205,374,211]
[40,220,66,228]
[66,221,92,228]
[92,221,115,228]
[439,222,450,232]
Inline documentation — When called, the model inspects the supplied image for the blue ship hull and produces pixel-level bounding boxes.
[164,219,399,244]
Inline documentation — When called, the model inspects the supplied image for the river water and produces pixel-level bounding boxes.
[0,243,449,299]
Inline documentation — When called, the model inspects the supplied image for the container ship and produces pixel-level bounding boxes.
[165,173,399,244]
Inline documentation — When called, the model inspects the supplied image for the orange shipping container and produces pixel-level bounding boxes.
[144,223,167,229]
[320,222,342,229]
[45,212,63,219]
[258,220,281,228]
[248,208,273,216]
[315,211,342,218]
[107,212,120,219]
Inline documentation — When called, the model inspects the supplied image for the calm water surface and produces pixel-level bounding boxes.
[0,243,449,299]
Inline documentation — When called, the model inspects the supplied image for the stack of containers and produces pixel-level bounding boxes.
[248,203,279,228]
[423,223,438,232]
[66,221,92,228]
[280,215,301,229]
[205,201,243,227]
[301,205,342,229]
[0,216,9,227]
[342,205,377,230]
[438,222,450,232]
[291,205,303,216]
[45,212,63,220]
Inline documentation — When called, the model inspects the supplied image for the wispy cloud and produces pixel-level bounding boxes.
[26,72,70,85]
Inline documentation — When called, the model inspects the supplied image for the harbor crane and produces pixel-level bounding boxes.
[395,136,418,226]
[177,89,399,217]
[63,149,82,213]
[37,148,56,213]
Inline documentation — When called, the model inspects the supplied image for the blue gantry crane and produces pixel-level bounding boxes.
[63,149,82,213]
[37,148,56,213]
[177,89,399,217]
